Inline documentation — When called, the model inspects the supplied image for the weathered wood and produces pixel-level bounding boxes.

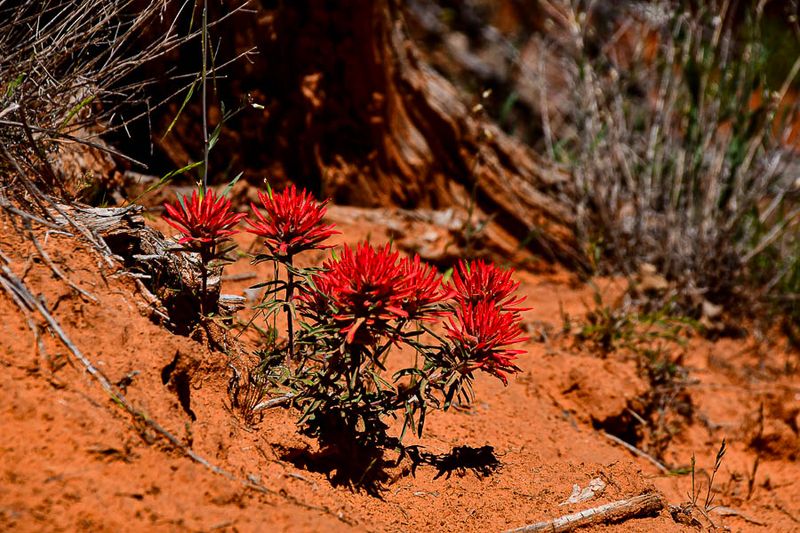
[506,491,665,533]
[54,203,214,286]
[371,0,583,267]
[51,204,222,325]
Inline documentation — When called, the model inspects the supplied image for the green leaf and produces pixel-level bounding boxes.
[59,94,95,132]
[441,267,454,284]
[5,73,25,98]
[221,171,243,197]
[161,80,197,140]
[208,120,223,152]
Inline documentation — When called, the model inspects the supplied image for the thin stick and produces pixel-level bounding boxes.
[712,506,767,526]
[505,491,665,533]
[253,393,294,412]
[0,119,148,168]
[602,431,670,474]
[0,198,66,230]
[286,255,295,361]
[0,273,48,366]
[221,272,257,281]
[27,223,98,302]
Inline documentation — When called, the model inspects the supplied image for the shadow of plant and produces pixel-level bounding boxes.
[279,442,502,495]
[406,444,501,479]
[279,440,394,497]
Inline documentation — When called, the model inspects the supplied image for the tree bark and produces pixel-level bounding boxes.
[154,0,585,268]
[276,0,582,266]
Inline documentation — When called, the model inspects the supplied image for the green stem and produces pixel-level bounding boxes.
[199,241,216,318]
[200,258,208,317]
[286,254,295,361]
[201,0,209,189]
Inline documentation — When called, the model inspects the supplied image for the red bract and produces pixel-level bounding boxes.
[162,189,245,247]
[245,184,338,257]
[452,259,527,311]
[397,254,450,320]
[444,300,528,385]
[302,242,411,344]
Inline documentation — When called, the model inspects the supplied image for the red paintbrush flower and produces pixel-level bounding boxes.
[245,184,339,257]
[162,188,245,247]
[300,242,411,344]
[444,300,528,385]
[452,259,527,312]
[397,254,450,320]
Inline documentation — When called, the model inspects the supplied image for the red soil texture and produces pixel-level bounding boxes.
[1,208,799,532]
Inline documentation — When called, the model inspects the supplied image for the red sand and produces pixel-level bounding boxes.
[1,209,798,532]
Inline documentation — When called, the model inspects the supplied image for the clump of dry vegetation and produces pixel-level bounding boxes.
[0,0,251,204]
[541,0,800,328]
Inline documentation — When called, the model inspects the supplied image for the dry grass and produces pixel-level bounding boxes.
[0,0,250,204]
[539,0,800,321]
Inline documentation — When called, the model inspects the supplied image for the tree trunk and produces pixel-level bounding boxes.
[154,0,585,268]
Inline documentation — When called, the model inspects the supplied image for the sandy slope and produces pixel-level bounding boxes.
[1,209,798,532]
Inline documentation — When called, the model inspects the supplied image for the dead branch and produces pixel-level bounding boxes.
[51,202,221,308]
[601,430,670,474]
[712,507,767,527]
[506,491,665,532]
[26,221,99,302]
[253,393,295,412]
[0,260,48,366]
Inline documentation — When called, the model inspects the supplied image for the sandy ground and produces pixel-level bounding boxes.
[1,207,799,532]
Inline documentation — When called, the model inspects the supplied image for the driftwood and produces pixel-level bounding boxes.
[506,491,665,533]
[51,203,211,288]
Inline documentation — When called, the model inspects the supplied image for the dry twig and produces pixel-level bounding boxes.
[506,491,665,532]
[601,430,669,474]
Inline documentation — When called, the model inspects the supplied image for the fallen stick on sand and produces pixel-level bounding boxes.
[601,430,670,474]
[712,506,767,526]
[506,491,665,532]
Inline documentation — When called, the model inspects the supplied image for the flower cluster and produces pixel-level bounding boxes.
[446,260,529,384]
[245,184,339,258]
[162,188,246,248]
[398,254,450,320]
[444,300,527,384]
[162,181,531,449]
[452,259,526,311]
[299,243,449,345]
[162,184,337,317]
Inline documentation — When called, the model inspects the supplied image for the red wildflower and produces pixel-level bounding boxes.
[245,184,338,257]
[397,254,450,320]
[162,188,245,247]
[444,300,528,385]
[299,242,411,344]
[452,259,527,312]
